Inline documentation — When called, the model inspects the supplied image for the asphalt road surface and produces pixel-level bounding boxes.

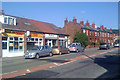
[2,47,120,79]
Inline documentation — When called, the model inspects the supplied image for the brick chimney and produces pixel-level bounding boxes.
[80,19,84,26]
[0,10,5,15]
[85,20,90,27]
[64,17,68,25]
[110,28,112,32]
[73,16,77,24]
[104,27,107,30]
[100,25,104,30]
[92,22,95,28]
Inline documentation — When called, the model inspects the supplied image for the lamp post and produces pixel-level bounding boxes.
[24,31,30,53]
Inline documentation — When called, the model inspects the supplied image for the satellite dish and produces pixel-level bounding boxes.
[26,31,30,36]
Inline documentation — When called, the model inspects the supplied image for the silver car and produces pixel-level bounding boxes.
[24,46,53,59]
[68,43,84,52]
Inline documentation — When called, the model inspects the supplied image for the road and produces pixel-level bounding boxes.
[2,47,120,79]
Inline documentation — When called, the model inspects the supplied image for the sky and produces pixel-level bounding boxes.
[2,2,118,29]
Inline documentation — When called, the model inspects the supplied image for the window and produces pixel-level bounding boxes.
[4,17,7,23]
[8,18,13,25]
[83,29,85,33]
[10,37,14,41]
[3,16,16,25]
[2,37,7,41]
[35,38,38,41]
[31,38,34,41]
[14,42,18,51]
[14,37,18,41]
[86,30,88,36]
[2,42,7,49]
[95,32,97,36]
[19,42,23,51]
[19,38,23,41]
[9,41,14,52]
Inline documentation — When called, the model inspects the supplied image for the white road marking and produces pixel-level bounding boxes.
[2,71,18,75]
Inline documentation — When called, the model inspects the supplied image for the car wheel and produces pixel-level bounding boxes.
[76,49,79,53]
[49,52,53,57]
[35,54,39,59]
[59,51,62,55]
[68,50,70,54]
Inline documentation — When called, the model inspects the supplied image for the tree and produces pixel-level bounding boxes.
[73,32,89,48]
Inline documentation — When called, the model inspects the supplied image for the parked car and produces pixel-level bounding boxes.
[68,43,81,48]
[99,43,110,50]
[114,43,119,47]
[68,43,84,52]
[24,46,53,59]
[52,46,70,55]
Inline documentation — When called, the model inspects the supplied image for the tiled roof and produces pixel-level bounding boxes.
[2,14,68,35]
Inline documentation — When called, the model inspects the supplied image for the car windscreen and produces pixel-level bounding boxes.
[68,44,72,46]
[52,46,58,49]
[71,44,76,47]
[100,43,106,45]
[31,47,39,50]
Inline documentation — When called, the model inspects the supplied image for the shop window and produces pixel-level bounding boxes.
[14,42,18,51]
[19,38,23,41]
[35,38,38,41]
[9,41,14,52]
[10,37,14,41]
[14,37,18,41]
[31,38,34,41]
[39,39,42,41]
[2,37,7,41]
[2,42,7,49]
[19,42,23,51]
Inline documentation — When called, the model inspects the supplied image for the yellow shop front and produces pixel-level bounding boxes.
[2,30,24,57]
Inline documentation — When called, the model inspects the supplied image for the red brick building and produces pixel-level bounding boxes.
[62,17,115,46]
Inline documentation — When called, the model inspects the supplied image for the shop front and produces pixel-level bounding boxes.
[59,35,68,47]
[45,34,57,47]
[27,33,43,50]
[2,30,24,57]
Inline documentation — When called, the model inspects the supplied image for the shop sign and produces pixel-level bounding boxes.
[45,34,57,39]
[2,33,24,37]
[59,36,68,40]
[2,30,24,37]
[30,33,43,38]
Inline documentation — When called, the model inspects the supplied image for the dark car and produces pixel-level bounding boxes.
[99,43,110,50]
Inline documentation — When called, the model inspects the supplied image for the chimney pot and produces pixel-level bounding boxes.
[64,17,68,25]
[73,16,77,24]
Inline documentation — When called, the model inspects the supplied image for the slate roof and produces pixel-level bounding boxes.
[2,14,68,35]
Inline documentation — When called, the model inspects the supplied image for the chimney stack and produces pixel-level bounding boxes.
[92,22,95,28]
[73,16,77,24]
[100,25,104,30]
[80,19,84,26]
[104,27,107,30]
[85,20,90,27]
[110,28,112,32]
[64,17,68,25]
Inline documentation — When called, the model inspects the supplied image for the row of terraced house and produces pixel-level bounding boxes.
[62,17,116,47]
[0,11,116,57]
